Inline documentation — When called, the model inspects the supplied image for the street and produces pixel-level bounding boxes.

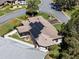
[0,9,26,24]
[0,0,70,24]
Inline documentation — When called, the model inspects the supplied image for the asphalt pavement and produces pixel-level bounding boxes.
[0,9,26,24]
[39,0,70,23]
[0,0,70,24]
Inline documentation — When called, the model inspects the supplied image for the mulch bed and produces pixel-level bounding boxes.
[48,19,60,24]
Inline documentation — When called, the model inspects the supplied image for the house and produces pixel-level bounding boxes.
[15,0,26,5]
[0,37,47,59]
[0,0,26,6]
[0,0,13,6]
[17,16,62,47]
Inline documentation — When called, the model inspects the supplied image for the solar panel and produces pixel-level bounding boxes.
[30,22,44,38]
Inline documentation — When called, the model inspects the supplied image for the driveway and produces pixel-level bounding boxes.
[39,0,70,23]
[0,9,26,24]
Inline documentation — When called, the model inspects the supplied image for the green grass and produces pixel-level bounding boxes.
[9,33,21,39]
[26,0,41,4]
[54,23,62,31]
[49,45,60,58]
[0,12,4,16]
[65,6,79,16]
[0,14,28,36]
[0,5,16,16]
[65,9,75,17]
[9,33,33,44]
[21,5,28,9]
[37,12,50,19]
[17,14,28,21]
[0,19,21,36]
[0,5,11,16]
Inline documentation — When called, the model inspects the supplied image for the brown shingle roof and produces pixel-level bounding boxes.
[17,16,62,47]
[17,26,29,33]
[28,16,62,46]
[17,21,31,33]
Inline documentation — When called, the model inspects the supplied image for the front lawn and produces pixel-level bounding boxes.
[9,33,21,39]
[9,33,33,44]
[0,19,21,36]
[0,14,29,36]
[37,12,50,19]
[17,14,28,21]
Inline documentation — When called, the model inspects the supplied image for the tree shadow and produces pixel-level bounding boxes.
[26,11,38,17]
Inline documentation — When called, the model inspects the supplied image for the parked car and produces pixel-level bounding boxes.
[50,3,62,11]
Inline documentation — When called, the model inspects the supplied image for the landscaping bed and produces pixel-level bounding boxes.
[48,19,60,24]
[9,32,33,44]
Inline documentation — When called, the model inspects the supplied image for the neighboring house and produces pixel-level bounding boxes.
[0,0,26,6]
[19,0,26,5]
[0,0,13,6]
[16,16,62,47]
[15,0,26,5]
[0,37,46,59]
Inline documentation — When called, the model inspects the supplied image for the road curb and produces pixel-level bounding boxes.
[62,11,70,20]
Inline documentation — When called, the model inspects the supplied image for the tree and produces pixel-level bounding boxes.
[27,0,40,16]
[59,9,79,59]
[53,0,79,10]
[49,45,60,58]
